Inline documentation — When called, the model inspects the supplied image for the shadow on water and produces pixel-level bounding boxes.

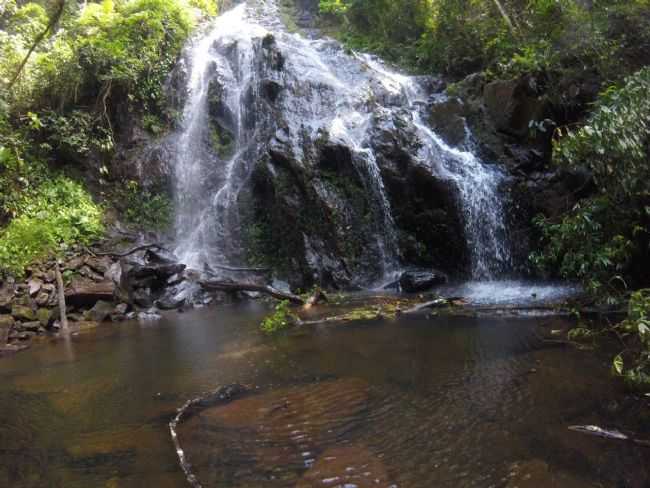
[0,300,649,487]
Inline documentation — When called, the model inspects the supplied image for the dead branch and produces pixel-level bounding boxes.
[199,280,304,305]
[91,243,166,258]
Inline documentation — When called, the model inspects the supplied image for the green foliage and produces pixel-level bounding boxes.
[116,180,172,230]
[0,176,104,276]
[260,300,296,334]
[530,197,634,298]
[554,68,650,202]
[532,67,650,298]
[612,289,650,392]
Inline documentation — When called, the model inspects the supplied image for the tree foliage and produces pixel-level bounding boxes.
[0,0,215,275]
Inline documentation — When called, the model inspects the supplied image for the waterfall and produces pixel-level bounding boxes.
[169,0,510,282]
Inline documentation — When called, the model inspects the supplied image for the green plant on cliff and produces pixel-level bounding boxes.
[531,67,650,299]
[117,180,172,230]
[260,300,296,334]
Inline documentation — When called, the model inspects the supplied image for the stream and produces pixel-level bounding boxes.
[1,300,648,487]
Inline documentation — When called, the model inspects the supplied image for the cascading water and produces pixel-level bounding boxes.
[170,0,511,282]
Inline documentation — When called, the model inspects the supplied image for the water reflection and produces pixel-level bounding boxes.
[0,305,647,487]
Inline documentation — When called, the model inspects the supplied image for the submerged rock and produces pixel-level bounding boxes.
[296,445,394,488]
[177,378,371,484]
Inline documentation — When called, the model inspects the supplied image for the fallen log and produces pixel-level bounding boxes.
[199,280,304,306]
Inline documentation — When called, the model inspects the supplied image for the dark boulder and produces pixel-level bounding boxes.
[398,270,448,293]
[483,76,549,137]
[11,304,36,322]
[86,300,115,323]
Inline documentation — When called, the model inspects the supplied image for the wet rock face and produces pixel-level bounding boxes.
[162,3,485,289]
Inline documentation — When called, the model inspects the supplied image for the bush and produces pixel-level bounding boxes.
[0,176,104,276]
[532,67,650,298]
[612,289,650,392]
[260,300,296,334]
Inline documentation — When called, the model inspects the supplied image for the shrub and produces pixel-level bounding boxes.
[612,289,650,392]
[0,176,104,276]
[532,67,650,298]
[260,300,296,334]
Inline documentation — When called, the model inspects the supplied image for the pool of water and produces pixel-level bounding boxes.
[0,298,648,487]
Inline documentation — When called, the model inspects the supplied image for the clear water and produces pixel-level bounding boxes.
[0,304,647,487]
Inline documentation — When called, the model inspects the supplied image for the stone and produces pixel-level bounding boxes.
[65,279,115,307]
[0,284,15,312]
[86,300,115,323]
[43,269,56,283]
[155,296,185,310]
[133,288,154,308]
[36,308,52,327]
[11,304,36,322]
[84,256,111,275]
[19,321,41,332]
[483,76,548,137]
[0,315,15,343]
[428,96,469,147]
[137,308,161,321]
[27,278,43,297]
[179,378,370,480]
[114,303,128,315]
[78,265,105,282]
[34,291,49,306]
[66,256,86,270]
[398,270,448,293]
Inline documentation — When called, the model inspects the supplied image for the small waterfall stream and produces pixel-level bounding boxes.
[170,0,511,282]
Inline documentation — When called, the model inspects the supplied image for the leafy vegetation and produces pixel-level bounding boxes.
[612,289,650,392]
[0,174,103,276]
[318,0,650,84]
[0,0,216,275]
[532,68,650,299]
[260,300,296,334]
[115,180,173,230]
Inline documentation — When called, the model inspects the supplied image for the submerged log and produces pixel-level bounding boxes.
[569,425,650,448]
[199,280,304,305]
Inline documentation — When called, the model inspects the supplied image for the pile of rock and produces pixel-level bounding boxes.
[0,244,211,354]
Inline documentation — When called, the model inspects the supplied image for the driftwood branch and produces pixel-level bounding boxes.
[55,261,69,333]
[91,243,166,258]
[7,0,66,89]
[199,280,304,305]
